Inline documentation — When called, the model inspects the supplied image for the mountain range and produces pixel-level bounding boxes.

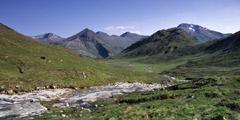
[120,28,199,59]
[47,29,146,58]
[1,22,240,119]
[31,23,231,58]
[177,23,231,43]
[119,25,240,67]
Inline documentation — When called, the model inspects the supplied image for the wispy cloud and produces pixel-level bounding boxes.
[129,30,141,34]
[104,26,135,31]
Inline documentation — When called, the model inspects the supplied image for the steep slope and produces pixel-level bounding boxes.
[0,23,165,92]
[164,30,240,78]
[31,33,63,43]
[52,29,112,58]
[205,31,240,53]
[52,29,146,58]
[177,23,231,43]
[119,28,199,59]
[175,30,240,66]
[189,30,240,67]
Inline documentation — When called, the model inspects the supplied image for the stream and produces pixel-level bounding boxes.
[0,82,167,118]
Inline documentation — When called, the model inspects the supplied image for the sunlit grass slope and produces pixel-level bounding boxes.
[0,23,168,92]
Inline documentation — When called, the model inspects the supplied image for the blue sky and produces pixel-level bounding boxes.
[0,0,240,37]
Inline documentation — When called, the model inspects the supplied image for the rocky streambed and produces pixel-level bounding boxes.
[0,89,75,117]
[0,82,167,118]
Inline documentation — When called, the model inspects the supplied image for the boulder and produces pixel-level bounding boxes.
[6,89,13,94]
[40,56,46,59]
[49,85,57,89]
[15,85,20,89]
[35,87,40,90]
[82,72,86,78]
[45,85,49,89]
[61,114,66,117]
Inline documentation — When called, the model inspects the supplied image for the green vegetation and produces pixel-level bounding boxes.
[99,56,190,73]
[24,76,239,120]
[0,23,240,120]
[77,77,240,120]
[0,23,168,93]
[118,28,199,59]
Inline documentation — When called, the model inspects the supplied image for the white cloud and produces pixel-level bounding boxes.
[129,30,141,34]
[104,26,135,31]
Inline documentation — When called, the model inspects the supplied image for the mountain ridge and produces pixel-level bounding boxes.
[50,29,147,58]
[119,28,199,59]
[31,33,63,43]
[177,23,231,43]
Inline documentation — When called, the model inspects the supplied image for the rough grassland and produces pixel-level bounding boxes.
[0,24,168,92]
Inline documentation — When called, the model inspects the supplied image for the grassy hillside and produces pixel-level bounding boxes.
[0,23,168,92]
[116,28,199,64]
[164,31,240,79]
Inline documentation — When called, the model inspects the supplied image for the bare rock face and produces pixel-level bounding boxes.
[0,102,47,117]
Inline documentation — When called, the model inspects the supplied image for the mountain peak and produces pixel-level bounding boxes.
[178,23,196,27]
[120,32,138,37]
[74,28,96,38]
[177,23,231,43]
[120,28,199,58]
[80,28,94,33]
[43,33,54,37]
[82,28,91,31]
[120,32,134,37]
[31,33,63,43]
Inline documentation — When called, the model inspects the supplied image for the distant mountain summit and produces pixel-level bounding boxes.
[50,29,147,58]
[31,33,63,43]
[121,32,141,38]
[177,23,231,43]
[52,28,109,58]
[120,32,147,42]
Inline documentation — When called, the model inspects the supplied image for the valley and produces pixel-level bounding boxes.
[0,21,239,120]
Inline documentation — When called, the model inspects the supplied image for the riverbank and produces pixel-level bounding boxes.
[0,82,168,118]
